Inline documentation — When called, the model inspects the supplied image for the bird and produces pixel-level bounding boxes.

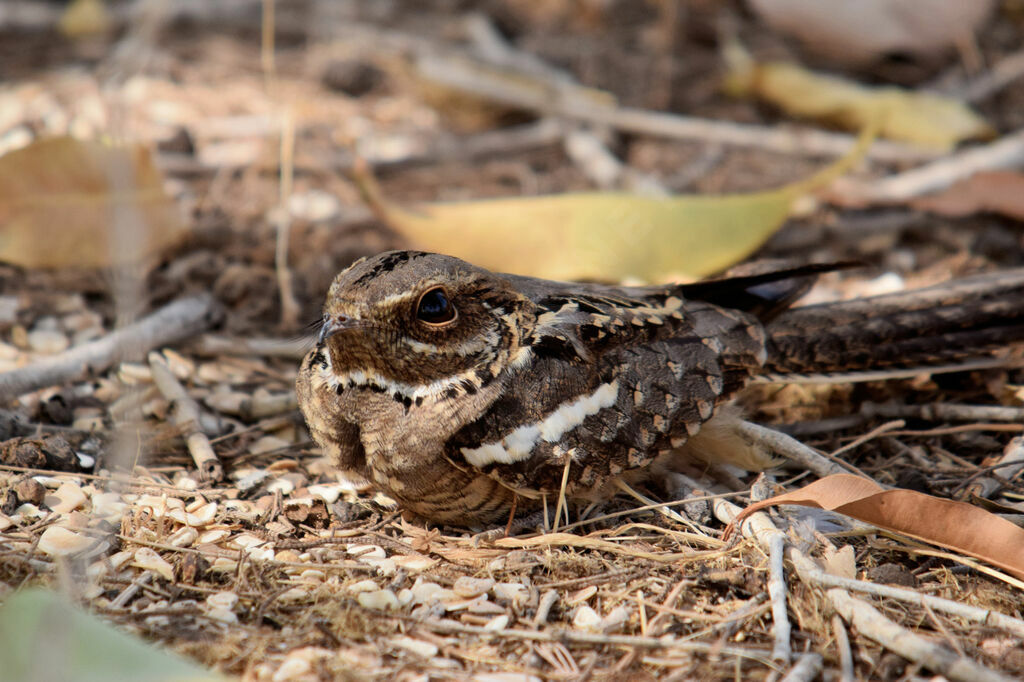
[296,250,1024,526]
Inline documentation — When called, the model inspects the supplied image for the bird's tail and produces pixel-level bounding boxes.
[761,269,1024,382]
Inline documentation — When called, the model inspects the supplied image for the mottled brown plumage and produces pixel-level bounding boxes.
[297,251,1024,526]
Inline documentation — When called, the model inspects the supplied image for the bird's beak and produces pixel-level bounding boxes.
[317,313,359,344]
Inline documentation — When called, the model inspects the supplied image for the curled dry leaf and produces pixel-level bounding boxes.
[0,136,187,269]
[748,0,996,65]
[724,46,993,151]
[909,171,1024,221]
[727,473,1024,580]
[357,128,870,282]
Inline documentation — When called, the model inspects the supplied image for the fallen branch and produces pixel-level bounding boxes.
[0,294,221,403]
[831,127,1024,204]
[779,653,822,682]
[715,498,1024,640]
[827,589,1013,682]
[148,351,223,482]
[415,53,935,163]
[737,421,850,478]
[861,402,1024,423]
[768,532,792,662]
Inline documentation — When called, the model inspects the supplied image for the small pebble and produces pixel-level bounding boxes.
[566,585,597,605]
[45,481,87,514]
[572,605,602,631]
[167,526,198,548]
[389,635,438,658]
[198,529,229,544]
[492,583,528,606]
[27,329,69,354]
[307,483,345,504]
[348,579,381,594]
[37,526,95,556]
[357,589,399,611]
[205,591,239,611]
[483,614,509,631]
[133,547,175,581]
[453,576,495,599]
[272,656,310,682]
[391,554,437,572]
[15,478,45,505]
[251,436,290,455]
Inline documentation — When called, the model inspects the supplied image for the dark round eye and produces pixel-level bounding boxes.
[416,286,456,325]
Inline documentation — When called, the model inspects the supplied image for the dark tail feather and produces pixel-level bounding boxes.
[763,269,1024,377]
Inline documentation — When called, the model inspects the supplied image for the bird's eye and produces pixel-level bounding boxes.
[416,286,456,325]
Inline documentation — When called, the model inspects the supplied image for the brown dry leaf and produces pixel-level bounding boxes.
[723,45,993,151]
[728,473,1024,581]
[748,0,996,65]
[357,127,871,282]
[909,171,1024,221]
[0,136,187,269]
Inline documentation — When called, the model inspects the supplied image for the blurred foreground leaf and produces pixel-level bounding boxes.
[0,136,187,269]
[0,588,225,682]
[358,128,871,282]
[723,45,993,151]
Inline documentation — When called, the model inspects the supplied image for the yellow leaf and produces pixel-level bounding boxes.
[58,0,113,38]
[358,127,871,282]
[723,45,993,151]
[0,137,187,269]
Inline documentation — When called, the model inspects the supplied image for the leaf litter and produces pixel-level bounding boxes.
[0,2,1024,681]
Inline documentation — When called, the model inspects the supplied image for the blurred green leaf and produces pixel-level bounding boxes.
[0,589,225,682]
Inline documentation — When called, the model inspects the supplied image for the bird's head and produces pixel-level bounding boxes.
[315,251,534,393]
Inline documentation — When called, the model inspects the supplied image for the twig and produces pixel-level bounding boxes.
[786,547,1024,639]
[827,589,1013,682]
[533,589,558,628]
[274,107,300,329]
[189,334,309,359]
[861,402,1024,423]
[148,352,223,482]
[563,128,667,195]
[767,532,791,663]
[831,127,1024,204]
[736,421,851,478]
[961,49,1024,103]
[0,294,221,403]
[406,616,774,662]
[832,615,854,682]
[415,52,934,163]
[779,653,822,682]
[827,420,905,459]
[959,439,1024,498]
[715,498,1024,639]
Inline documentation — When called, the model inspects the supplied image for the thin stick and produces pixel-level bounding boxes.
[415,52,933,164]
[832,615,854,682]
[780,653,822,682]
[861,402,1024,423]
[714,498,1024,639]
[0,294,220,402]
[274,106,299,328]
[148,352,223,482]
[767,532,792,663]
[834,127,1024,204]
[737,421,851,478]
[827,589,1013,682]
